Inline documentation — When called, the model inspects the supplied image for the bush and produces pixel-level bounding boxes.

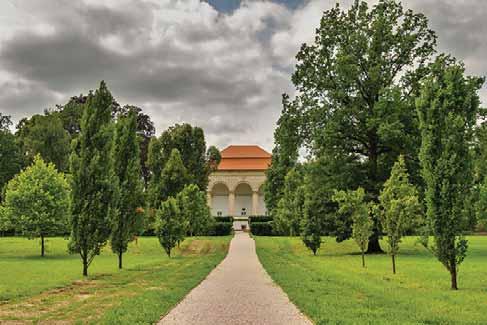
[209,222,233,236]
[251,222,274,236]
[214,216,233,223]
[249,216,273,224]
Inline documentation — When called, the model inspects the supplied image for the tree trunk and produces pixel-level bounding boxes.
[82,256,88,277]
[366,235,383,253]
[361,251,365,268]
[41,235,45,257]
[118,251,123,269]
[450,267,458,290]
[392,254,396,274]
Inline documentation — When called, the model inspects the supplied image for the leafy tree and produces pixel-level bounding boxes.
[0,115,23,201]
[290,0,436,252]
[206,145,222,174]
[1,155,70,256]
[155,197,187,257]
[333,188,373,268]
[159,124,211,190]
[111,110,145,269]
[114,105,155,187]
[147,136,165,210]
[301,173,324,255]
[265,94,301,214]
[416,56,484,289]
[176,184,213,236]
[274,167,305,236]
[160,149,190,202]
[16,114,70,171]
[379,155,421,274]
[69,81,119,276]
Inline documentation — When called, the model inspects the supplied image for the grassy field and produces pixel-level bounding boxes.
[255,236,487,325]
[0,236,230,324]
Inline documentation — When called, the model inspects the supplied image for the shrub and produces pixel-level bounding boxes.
[214,216,233,223]
[249,216,273,224]
[251,222,274,236]
[209,222,233,236]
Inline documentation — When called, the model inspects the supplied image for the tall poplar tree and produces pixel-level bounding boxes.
[69,81,118,276]
[111,110,144,269]
[416,56,484,289]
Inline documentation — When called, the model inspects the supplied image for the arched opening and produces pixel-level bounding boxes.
[211,183,229,216]
[235,183,252,217]
[258,184,267,215]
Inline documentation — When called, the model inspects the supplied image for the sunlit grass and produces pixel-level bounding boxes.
[0,236,231,324]
[255,236,487,324]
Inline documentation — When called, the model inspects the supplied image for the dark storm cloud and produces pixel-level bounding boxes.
[0,0,486,149]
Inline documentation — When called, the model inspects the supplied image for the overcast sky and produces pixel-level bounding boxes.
[0,0,486,151]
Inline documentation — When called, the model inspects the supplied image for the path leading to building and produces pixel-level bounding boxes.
[159,232,312,325]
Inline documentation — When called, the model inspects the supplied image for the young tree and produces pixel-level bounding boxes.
[416,56,484,289]
[16,114,71,172]
[155,197,187,257]
[111,110,145,269]
[301,175,323,255]
[333,188,373,268]
[1,155,70,256]
[274,167,305,236]
[69,81,119,276]
[290,0,436,252]
[176,184,212,236]
[379,155,421,274]
[160,149,190,201]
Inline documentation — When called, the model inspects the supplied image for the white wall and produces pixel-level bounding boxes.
[212,195,228,216]
[235,194,252,216]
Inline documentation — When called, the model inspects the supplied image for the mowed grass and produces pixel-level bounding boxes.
[255,236,487,325]
[0,236,230,324]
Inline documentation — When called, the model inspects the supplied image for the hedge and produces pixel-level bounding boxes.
[214,216,234,223]
[249,216,273,223]
[251,222,274,236]
[209,222,234,236]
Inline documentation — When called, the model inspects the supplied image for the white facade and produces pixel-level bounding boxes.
[207,170,267,219]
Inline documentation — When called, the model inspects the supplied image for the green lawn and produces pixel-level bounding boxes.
[0,236,230,324]
[255,236,487,325]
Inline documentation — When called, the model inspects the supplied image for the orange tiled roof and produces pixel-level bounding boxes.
[217,145,271,171]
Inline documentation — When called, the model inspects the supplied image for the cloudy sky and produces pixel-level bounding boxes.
[0,0,486,151]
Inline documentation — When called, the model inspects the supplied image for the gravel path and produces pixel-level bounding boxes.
[158,232,312,325]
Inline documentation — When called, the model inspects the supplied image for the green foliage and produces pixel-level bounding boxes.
[301,175,323,255]
[289,0,436,252]
[111,110,145,269]
[416,56,484,289]
[0,119,23,202]
[274,167,304,236]
[155,197,187,257]
[69,81,119,276]
[160,149,190,201]
[264,94,301,214]
[379,155,421,273]
[176,184,213,236]
[159,124,211,190]
[251,222,274,236]
[208,222,233,236]
[16,114,70,171]
[0,155,70,256]
[333,188,373,267]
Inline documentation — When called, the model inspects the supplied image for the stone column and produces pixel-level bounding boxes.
[252,190,259,216]
[228,191,235,216]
